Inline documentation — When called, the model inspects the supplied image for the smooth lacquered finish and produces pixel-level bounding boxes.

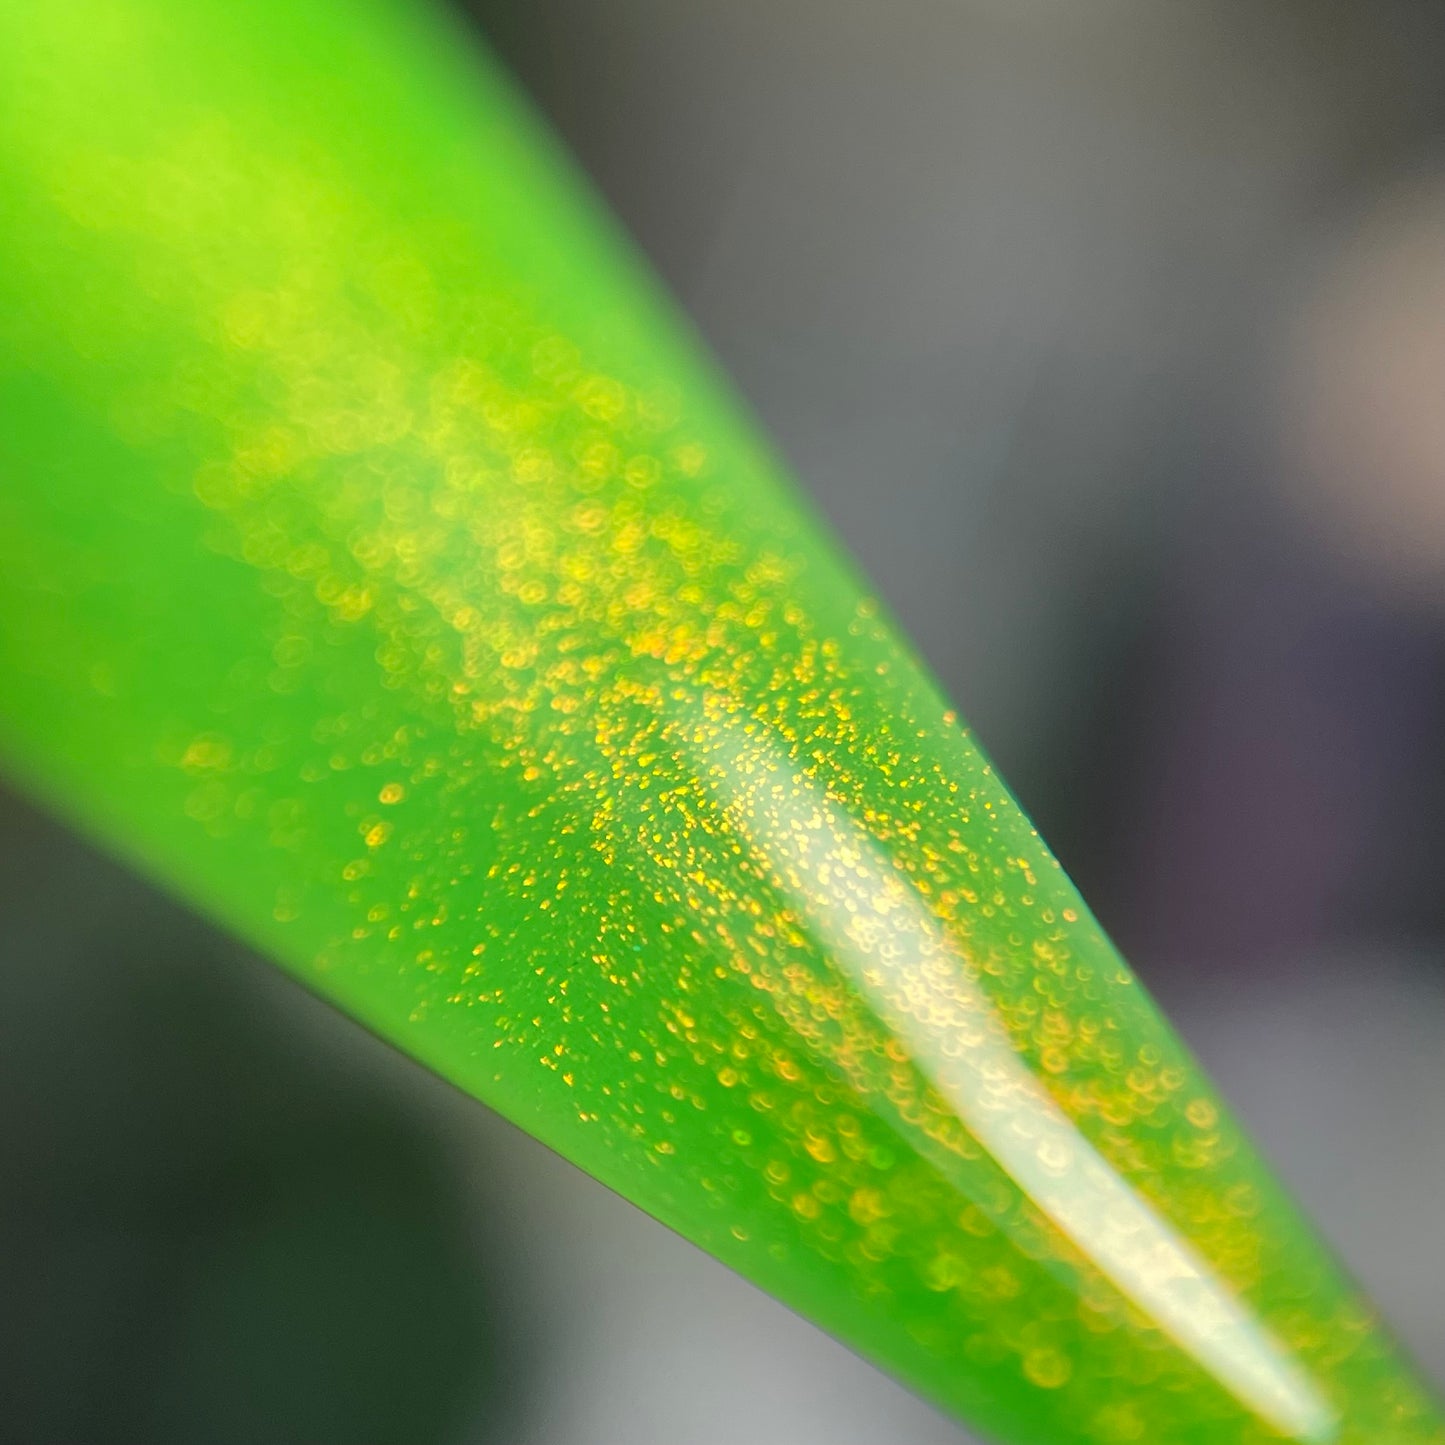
[0,3,1439,1441]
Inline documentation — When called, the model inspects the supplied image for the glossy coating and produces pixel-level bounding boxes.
[0,3,1438,1440]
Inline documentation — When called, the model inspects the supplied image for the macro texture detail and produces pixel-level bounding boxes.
[0,3,1439,1441]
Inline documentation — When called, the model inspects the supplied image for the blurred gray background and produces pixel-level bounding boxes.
[5,0,1445,1439]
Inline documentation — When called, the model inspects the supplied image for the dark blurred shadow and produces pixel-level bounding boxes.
[0,786,505,1445]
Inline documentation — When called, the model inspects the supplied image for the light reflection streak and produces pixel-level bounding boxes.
[702,713,1338,1441]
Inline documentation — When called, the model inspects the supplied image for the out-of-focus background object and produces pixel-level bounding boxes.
[4,1,1445,1440]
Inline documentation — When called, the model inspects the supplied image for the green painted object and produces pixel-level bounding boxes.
[0,2,1437,1440]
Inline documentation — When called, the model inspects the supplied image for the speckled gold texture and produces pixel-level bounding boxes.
[0,3,1438,1440]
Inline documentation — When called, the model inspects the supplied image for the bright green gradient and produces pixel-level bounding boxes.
[0,2,1438,1440]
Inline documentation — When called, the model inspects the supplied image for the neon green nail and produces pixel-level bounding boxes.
[0,2,1437,1440]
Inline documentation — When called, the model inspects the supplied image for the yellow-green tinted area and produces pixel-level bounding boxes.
[0,3,1437,1441]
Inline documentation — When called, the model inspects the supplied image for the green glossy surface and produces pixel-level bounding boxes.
[0,2,1438,1440]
